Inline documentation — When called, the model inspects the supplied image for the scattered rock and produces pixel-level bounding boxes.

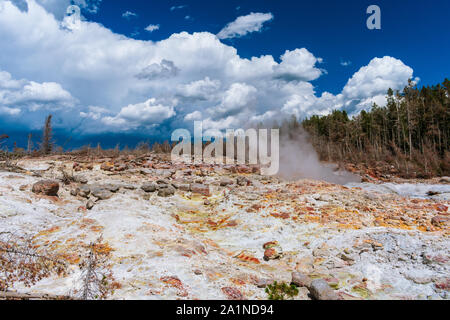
[177,184,190,192]
[190,183,210,196]
[263,241,282,261]
[237,176,251,186]
[156,179,170,185]
[431,215,450,227]
[158,186,175,197]
[86,200,95,210]
[75,176,88,184]
[91,188,113,200]
[439,177,450,184]
[100,162,114,171]
[104,184,120,193]
[338,253,355,265]
[308,279,339,300]
[221,287,244,300]
[220,177,234,186]
[141,183,157,193]
[255,278,273,288]
[434,278,450,290]
[32,180,59,196]
[78,185,91,198]
[319,194,333,202]
[291,272,313,288]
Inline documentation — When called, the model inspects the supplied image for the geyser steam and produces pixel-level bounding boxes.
[277,129,361,185]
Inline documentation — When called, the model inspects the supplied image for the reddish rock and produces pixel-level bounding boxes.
[190,183,210,196]
[161,276,188,297]
[264,248,281,261]
[435,204,448,213]
[434,278,450,290]
[220,177,234,186]
[221,287,244,300]
[431,215,450,227]
[263,241,279,249]
[115,164,128,172]
[235,252,261,264]
[100,162,114,171]
[291,272,313,288]
[263,240,282,261]
[32,180,59,196]
[270,212,290,219]
[236,165,252,174]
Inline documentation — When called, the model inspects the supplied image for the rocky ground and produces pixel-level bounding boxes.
[0,154,449,300]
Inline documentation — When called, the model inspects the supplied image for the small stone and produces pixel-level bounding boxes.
[91,188,113,200]
[308,279,339,300]
[263,241,279,249]
[104,184,120,193]
[291,272,313,288]
[236,165,252,174]
[220,177,234,186]
[236,176,250,186]
[439,177,450,184]
[142,194,151,200]
[32,180,59,196]
[190,183,210,196]
[221,287,244,300]
[318,194,333,202]
[264,248,281,261]
[431,215,450,227]
[255,278,273,288]
[141,183,157,193]
[177,184,190,191]
[158,186,175,197]
[115,164,128,172]
[70,188,79,197]
[338,253,355,264]
[434,278,450,290]
[78,185,91,198]
[263,241,282,261]
[75,176,88,184]
[100,162,114,171]
[86,200,95,210]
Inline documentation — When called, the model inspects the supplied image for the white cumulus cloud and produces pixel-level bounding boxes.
[0,1,417,133]
[145,24,159,32]
[0,69,76,113]
[217,12,273,39]
[102,98,175,130]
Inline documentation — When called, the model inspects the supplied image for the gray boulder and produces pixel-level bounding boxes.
[308,279,339,300]
[158,186,175,197]
[91,188,113,200]
[78,185,91,198]
[141,183,157,193]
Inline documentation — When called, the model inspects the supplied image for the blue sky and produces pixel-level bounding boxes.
[88,0,450,94]
[0,0,449,149]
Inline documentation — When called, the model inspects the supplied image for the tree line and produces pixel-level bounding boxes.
[299,78,450,177]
